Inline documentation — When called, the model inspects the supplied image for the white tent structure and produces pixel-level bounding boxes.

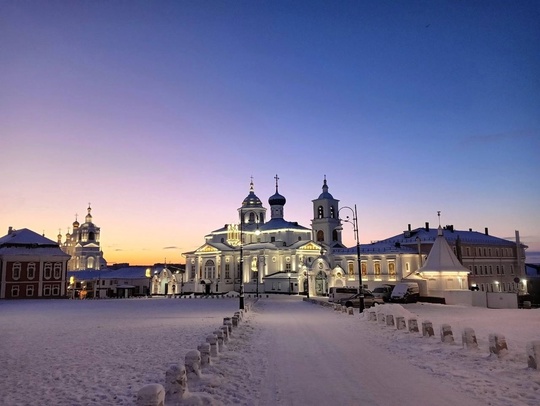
[411,225,471,298]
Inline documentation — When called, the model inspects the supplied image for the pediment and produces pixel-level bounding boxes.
[298,242,321,251]
[196,244,219,253]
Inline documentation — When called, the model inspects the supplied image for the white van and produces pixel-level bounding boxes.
[328,287,359,302]
[390,282,420,303]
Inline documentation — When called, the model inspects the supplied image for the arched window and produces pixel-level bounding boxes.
[332,229,338,241]
[54,263,62,279]
[361,262,367,276]
[27,263,36,280]
[249,212,255,223]
[12,263,21,280]
[318,206,324,218]
[88,232,95,241]
[316,230,324,242]
[87,257,95,270]
[204,260,216,279]
[330,206,335,218]
[44,263,52,279]
[347,262,354,276]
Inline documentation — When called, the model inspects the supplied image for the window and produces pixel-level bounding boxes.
[87,257,95,269]
[52,285,60,296]
[190,264,195,279]
[361,262,367,276]
[44,263,52,279]
[466,247,470,256]
[501,265,505,275]
[285,263,292,272]
[388,262,396,276]
[496,266,500,274]
[317,206,324,218]
[204,260,215,279]
[54,263,62,279]
[330,206,335,218]
[43,285,51,296]
[489,266,493,275]
[474,266,478,275]
[374,263,381,276]
[225,263,230,279]
[316,230,324,242]
[11,285,20,297]
[27,263,36,280]
[271,236,276,242]
[348,262,354,276]
[26,285,34,296]
[510,265,514,274]
[12,263,21,280]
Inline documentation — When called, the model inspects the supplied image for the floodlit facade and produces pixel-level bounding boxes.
[183,176,529,298]
[60,205,107,271]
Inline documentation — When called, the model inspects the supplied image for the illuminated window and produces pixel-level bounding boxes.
[361,262,367,276]
[318,206,324,218]
[87,257,95,270]
[330,206,335,218]
[374,263,381,276]
[348,262,354,276]
[388,262,396,276]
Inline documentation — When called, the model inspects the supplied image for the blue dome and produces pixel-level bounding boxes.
[269,192,286,206]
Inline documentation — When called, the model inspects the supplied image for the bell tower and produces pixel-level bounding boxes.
[311,176,342,247]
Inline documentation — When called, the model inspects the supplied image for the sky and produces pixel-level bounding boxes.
[1,1,539,265]
[1,297,538,405]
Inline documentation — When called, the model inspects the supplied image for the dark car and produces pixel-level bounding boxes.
[372,285,395,302]
[336,290,384,308]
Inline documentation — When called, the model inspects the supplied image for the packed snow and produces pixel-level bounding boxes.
[1,296,539,405]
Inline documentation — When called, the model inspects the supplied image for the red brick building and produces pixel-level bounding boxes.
[0,228,70,299]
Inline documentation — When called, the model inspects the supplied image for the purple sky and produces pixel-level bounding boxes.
[1,1,539,265]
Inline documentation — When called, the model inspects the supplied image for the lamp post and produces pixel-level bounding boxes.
[239,210,245,310]
[288,272,291,295]
[306,269,310,299]
[145,268,152,297]
[339,204,364,313]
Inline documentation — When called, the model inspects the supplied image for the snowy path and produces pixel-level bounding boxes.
[252,297,484,406]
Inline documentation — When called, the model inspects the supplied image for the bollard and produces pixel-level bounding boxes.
[526,341,540,369]
[214,330,225,351]
[197,342,211,366]
[368,311,377,322]
[224,320,233,335]
[440,324,454,343]
[377,313,386,325]
[185,350,202,380]
[341,306,348,313]
[462,327,478,349]
[408,318,419,333]
[348,307,354,315]
[137,384,165,406]
[489,334,508,358]
[206,335,219,357]
[396,316,406,330]
[422,321,434,337]
[232,316,239,327]
[523,301,532,309]
[165,364,187,403]
[220,326,229,343]
[386,314,395,327]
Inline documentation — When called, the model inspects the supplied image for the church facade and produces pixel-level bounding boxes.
[182,176,529,297]
[59,205,106,271]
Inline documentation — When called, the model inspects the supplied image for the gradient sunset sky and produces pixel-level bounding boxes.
[2,1,539,265]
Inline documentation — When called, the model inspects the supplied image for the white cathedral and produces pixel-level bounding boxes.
[182,176,427,296]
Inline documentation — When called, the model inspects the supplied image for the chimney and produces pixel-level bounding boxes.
[8,226,13,235]
[408,224,411,232]
[485,227,489,235]
[425,222,429,232]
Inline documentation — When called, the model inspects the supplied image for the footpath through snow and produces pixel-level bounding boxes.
[1,297,539,405]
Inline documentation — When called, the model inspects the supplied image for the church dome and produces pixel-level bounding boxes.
[242,179,263,207]
[269,192,286,206]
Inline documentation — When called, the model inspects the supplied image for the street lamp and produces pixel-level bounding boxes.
[339,204,364,313]
[288,272,291,295]
[145,268,152,297]
[239,210,245,310]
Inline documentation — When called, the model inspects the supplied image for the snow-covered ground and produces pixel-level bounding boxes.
[1,296,539,405]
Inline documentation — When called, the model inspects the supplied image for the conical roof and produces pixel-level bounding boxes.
[418,226,470,273]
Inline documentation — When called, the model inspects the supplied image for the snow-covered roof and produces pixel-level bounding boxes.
[381,226,523,247]
[0,228,58,247]
[259,218,310,232]
[417,227,470,274]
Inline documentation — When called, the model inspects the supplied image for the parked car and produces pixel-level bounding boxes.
[336,290,384,308]
[390,282,420,303]
[372,285,395,302]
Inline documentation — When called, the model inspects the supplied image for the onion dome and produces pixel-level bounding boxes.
[242,179,263,207]
[269,174,286,206]
[72,215,80,229]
